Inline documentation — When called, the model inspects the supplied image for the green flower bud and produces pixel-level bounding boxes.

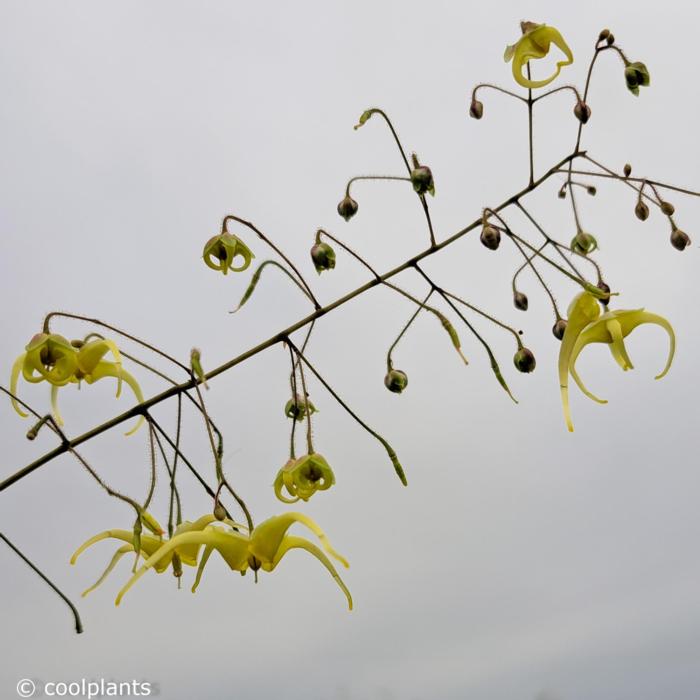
[573,100,591,124]
[284,394,318,421]
[635,200,650,221]
[469,99,484,119]
[624,61,650,96]
[410,165,435,197]
[513,291,529,311]
[513,347,536,373]
[310,241,336,274]
[660,200,675,216]
[571,231,598,255]
[337,194,359,221]
[480,224,501,250]
[384,368,408,394]
[213,502,227,521]
[670,228,691,251]
[552,319,567,340]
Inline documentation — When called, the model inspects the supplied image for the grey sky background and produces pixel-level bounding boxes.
[2,1,699,699]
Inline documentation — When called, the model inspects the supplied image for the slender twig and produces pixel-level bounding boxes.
[2,533,83,634]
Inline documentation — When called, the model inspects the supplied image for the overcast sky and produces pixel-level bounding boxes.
[2,2,699,699]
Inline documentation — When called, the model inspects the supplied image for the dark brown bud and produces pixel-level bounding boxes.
[573,100,591,124]
[670,228,691,251]
[597,281,611,305]
[660,200,675,216]
[623,163,632,177]
[384,368,408,394]
[469,99,484,119]
[599,28,611,41]
[635,200,649,221]
[513,291,529,311]
[513,347,536,373]
[337,194,359,221]
[606,33,615,45]
[310,241,336,273]
[480,224,501,250]
[586,186,597,196]
[558,186,567,199]
[552,319,567,340]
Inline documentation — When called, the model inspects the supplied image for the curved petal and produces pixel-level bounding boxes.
[274,469,299,503]
[617,311,675,380]
[70,530,164,564]
[568,337,609,404]
[10,354,29,418]
[512,26,573,89]
[268,535,352,611]
[78,339,123,397]
[81,544,133,597]
[51,385,65,426]
[606,318,634,371]
[191,545,214,593]
[87,362,144,436]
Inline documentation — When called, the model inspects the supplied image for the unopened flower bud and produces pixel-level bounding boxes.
[558,186,567,199]
[480,224,501,250]
[513,347,536,373]
[552,319,567,340]
[598,28,611,41]
[384,368,408,394]
[513,291,529,311]
[469,99,484,119]
[410,165,435,197]
[337,194,359,221]
[606,33,615,45]
[310,241,336,274]
[596,281,611,306]
[586,186,597,196]
[635,200,650,221]
[623,163,632,177]
[571,231,598,255]
[573,100,591,124]
[213,502,227,521]
[670,228,691,251]
[660,200,675,216]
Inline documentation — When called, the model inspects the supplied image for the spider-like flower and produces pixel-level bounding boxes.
[504,22,573,89]
[70,513,232,597]
[10,335,144,434]
[114,512,352,610]
[202,232,254,275]
[274,453,335,503]
[284,394,317,421]
[559,292,675,431]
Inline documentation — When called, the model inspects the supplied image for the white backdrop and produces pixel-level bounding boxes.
[1,2,699,699]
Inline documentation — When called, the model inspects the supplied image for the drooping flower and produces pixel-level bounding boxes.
[559,292,675,431]
[10,334,144,434]
[504,22,573,89]
[284,394,318,421]
[114,512,352,610]
[624,61,650,96]
[202,232,254,275]
[274,453,335,503]
[70,513,236,597]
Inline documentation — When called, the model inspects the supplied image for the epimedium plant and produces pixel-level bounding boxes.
[1,21,696,634]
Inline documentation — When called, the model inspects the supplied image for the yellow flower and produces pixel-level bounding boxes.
[202,232,254,275]
[70,513,233,597]
[10,335,144,435]
[115,512,352,610]
[274,453,335,503]
[504,22,573,89]
[559,292,675,431]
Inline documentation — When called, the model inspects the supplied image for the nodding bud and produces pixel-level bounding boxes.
[660,200,676,216]
[635,200,650,221]
[571,231,598,256]
[310,241,336,274]
[596,281,611,305]
[469,99,484,119]
[384,368,408,394]
[606,33,615,45]
[410,165,435,197]
[213,502,227,521]
[599,28,611,41]
[558,186,567,199]
[513,291,529,311]
[337,194,359,221]
[586,186,597,196]
[480,224,501,250]
[670,228,691,251]
[552,319,567,340]
[513,347,536,373]
[573,100,591,124]
[624,163,632,177]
